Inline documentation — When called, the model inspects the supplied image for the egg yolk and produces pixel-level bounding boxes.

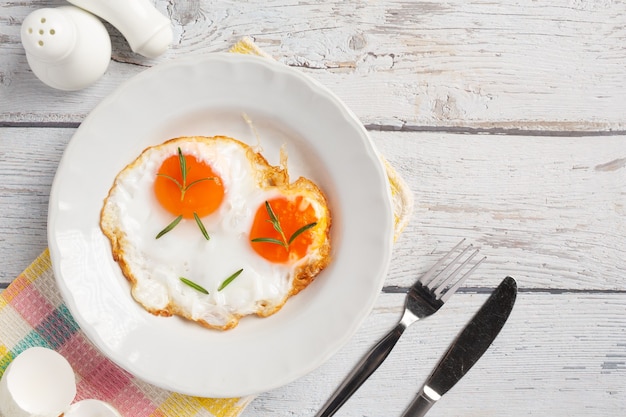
[154,152,224,218]
[250,196,318,263]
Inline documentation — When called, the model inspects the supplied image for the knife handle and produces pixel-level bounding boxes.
[400,387,437,417]
[314,322,405,417]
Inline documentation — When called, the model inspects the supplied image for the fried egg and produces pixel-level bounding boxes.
[100,136,331,330]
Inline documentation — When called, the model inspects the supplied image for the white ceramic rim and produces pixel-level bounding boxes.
[48,53,394,397]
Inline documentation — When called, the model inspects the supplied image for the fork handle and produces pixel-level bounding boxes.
[314,322,406,417]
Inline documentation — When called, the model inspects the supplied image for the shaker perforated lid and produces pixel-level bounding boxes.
[20,8,77,63]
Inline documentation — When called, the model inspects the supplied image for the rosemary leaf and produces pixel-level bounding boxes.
[288,222,317,245]
[218,269,244,291]
[251,237,287,248]
[184,177,217,192]
[180,277,209,294]
[156,173,182,189]
[194,212,210,240]
[178,147,187,186]
[265,201,280,230]
[156,215,183,239]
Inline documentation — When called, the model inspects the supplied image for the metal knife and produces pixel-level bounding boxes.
[400,276,517,417]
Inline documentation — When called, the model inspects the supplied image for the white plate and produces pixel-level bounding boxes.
[48,53,393,398]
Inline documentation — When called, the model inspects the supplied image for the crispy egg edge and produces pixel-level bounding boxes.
[99,135,332,331]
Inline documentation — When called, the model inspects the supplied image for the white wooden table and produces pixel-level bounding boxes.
[1,1,625,416]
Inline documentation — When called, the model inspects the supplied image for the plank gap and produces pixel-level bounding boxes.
[0,122,81,129]
[383,285,626,295]
[3,122,626,138]
[365,124,626,137]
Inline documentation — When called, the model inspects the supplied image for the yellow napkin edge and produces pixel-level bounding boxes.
[229,37,414,241]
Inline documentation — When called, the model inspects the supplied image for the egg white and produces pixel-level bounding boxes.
[102,138,314,329]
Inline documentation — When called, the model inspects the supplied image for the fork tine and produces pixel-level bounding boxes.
[427,244,475,289]
[419,239,466,286]
[432,247,478,295]
[439,254,486,302]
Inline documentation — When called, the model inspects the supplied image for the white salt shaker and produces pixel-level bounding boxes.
[67,0,173,59]
[20,6,111,91]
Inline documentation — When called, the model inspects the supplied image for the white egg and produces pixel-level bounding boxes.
[100,136,331,330]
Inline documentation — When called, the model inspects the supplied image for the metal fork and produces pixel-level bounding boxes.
[314,239,485,417]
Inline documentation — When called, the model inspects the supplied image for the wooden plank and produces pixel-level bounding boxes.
[0,128,72,284]
[1,0,626,131]
[374,132,626,291]
[1,128,624,292]
[242,291,626,417]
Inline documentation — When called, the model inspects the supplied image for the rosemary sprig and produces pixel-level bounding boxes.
[194,212,210,240]
[157,147,218,201]
[218,268,244,291]
[251,201,317,249]
[180,277,209,294]
[156,215,183,239]
[154,148,219,239]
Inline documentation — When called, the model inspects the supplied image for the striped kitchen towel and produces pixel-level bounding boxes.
[0,249,254,417]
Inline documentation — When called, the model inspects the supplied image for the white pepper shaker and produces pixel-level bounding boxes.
[67,0,173,59]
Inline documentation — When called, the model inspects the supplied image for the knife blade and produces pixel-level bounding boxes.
[400,276,517,417]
